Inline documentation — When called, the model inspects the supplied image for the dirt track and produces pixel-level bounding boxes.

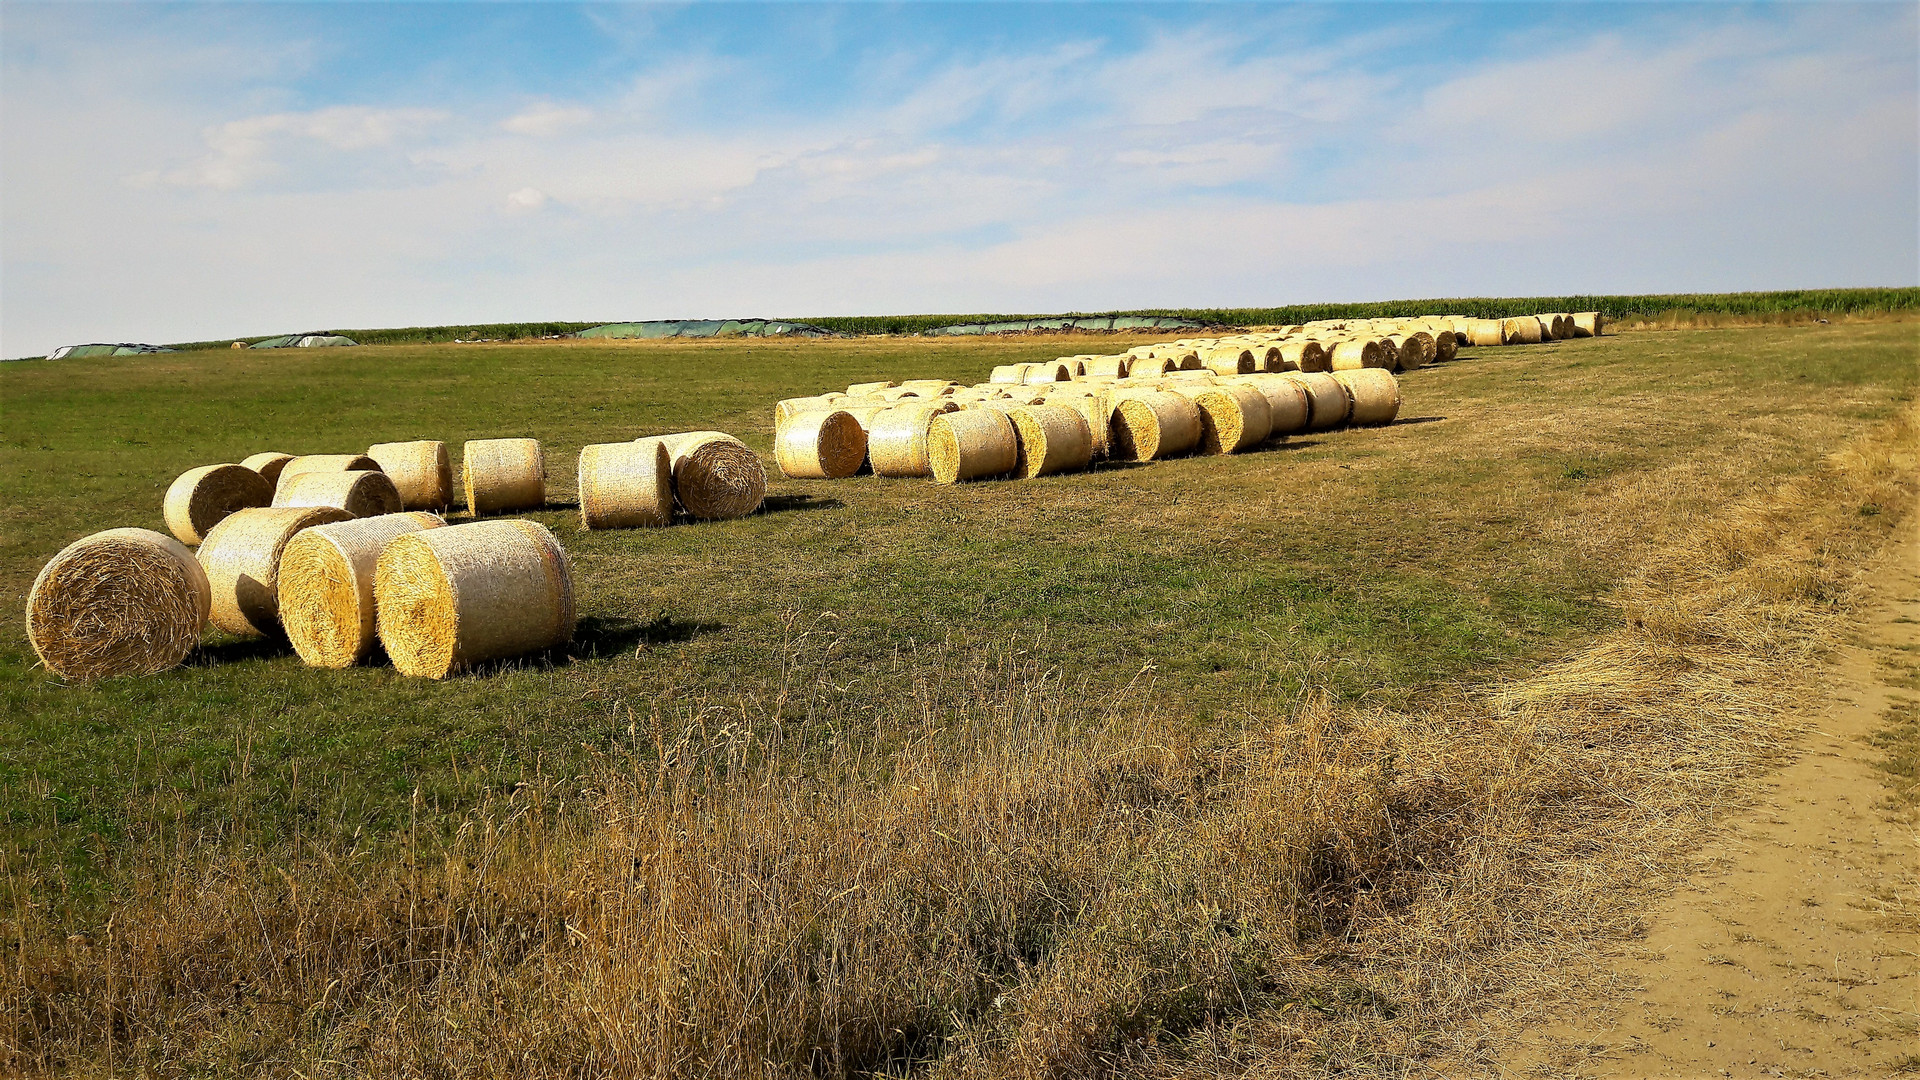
[1506,530,1920,1078]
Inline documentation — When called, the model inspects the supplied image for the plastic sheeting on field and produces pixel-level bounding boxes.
[44,343,176,360]
[249,334,359,349]
[574,319,838,340]
[918,316,1210,336]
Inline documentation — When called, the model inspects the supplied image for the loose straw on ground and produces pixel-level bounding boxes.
[368,441,452,511]
[928,409,1018,483]
[375,519,576,679]
[278,512,446,668]
[640,431,766,520]
[26,528,210,680]
[197,506,353,637]
[272,470,404,518]
[578,441,674,529]
[163,464,272,546]
[464,438,545,515]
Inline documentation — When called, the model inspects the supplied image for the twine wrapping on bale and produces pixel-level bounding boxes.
[1007,404,1093,478]
[1328,340,1387,371]
[1281,372,1353,431]
[641,431,766,520]
[375,520,575,680]
[241,452,296,486]
[26,528,210,680]
[1200,347,1256,375]
[1082,356,1130,378]
[578,441,674,528]
[1502,317,1544,345]
[275,454,380,498]
[1231,377,1311,436]
[775,410,869,480]
[1572,311,1604,337]
[278,512,446,668]
[1108,390,1202,462]
[927,409,1018,484]
[464,438,546,515]
[1279,341,1329,372]
[197,506,353,637]
[869,403,960,478]
[1174,384,1272,454]
[1332,369,1402,426]
[989,364,1031,384]
[273,469,405,519]
[163,464,273,546]
[368,441,453,511]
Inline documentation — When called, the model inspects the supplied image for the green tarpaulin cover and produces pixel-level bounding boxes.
[249,334,358,349]
[917,316,1207,336]
[45,343,175,359]
[575,320,837,340]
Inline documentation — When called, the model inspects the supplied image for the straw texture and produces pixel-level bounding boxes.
[240,452,295,485]
[1082,356,1130,379]
[1279,341,1330,372]
[1200,347,1256,375]
[1328,340,1387,371]
[643,431,766,520]
[1502,317,1544,345]
[578,441,674,529]
[274,454,379,498]
[163,463,273,546]
[197,506,354,637]
[1022,362,1071,385]
[1109,391,1202,462]
[927,409,1018,484]
[775,410,869,480]
[1464,319,1505,347]
[1235,377,1311,436]
[278,512,446,668]
[847,381,896,396]
[26,528,210,680]
[1332,369,1403,426]
[1572,311,1604,337]
[368,441,453,511]
[1007,404,1093,478]
[464,438,546,515]
[868,403,961,478]
[375,520,576,680]
[989,364,1031,384]
[1180,385,1272,454]
[273,469,404,519]
[1281,372,1354,431]
[1128,356,1176,377]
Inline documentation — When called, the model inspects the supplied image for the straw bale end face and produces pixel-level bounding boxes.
[579,441,674,529]
[279,512,446,668]
[27,528,210,680]
[197,506,354,637]
[1332,369,1403,426]
[272,470,404,519]
[375,519,576,679]
[464,438,546,515]
[775,411,867,480]
[648,432,766,520]
[164,464,274,546]
[368,441,453,511]
[240,452,296,486]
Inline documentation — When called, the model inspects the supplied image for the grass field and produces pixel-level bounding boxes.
[1,321,1915,1075]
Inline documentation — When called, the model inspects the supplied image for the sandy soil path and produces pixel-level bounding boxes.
[1505,532,1919,1078]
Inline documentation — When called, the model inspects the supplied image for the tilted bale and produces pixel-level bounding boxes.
[1331,369,1402,426]
[197,506,354,637]
[240,452,296,486]
[776,410,869,480]
[375,520,576,680]
[163,463,273,546]
[368,441,453,511]
[1007,404,1093,478]
[1571,311,1605,337]
[26,528,210,680]
[278,512,447,668]
[464,438,546,515]
[578,441,674,529]
[928,409,1018,484]
[274,454,379,498]
[1108,390,1203,462]
[1171,384,1272,454]
[868,403,960,479]
[639,431,766,520]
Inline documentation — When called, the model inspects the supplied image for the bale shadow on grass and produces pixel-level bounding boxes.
[1394,416,1448,425]
[557,613,728,665]
[1239,438,1323,456]
[189,636,293,667]
[759,493,844,514]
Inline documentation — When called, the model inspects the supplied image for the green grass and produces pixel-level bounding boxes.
[1,322,1915,909]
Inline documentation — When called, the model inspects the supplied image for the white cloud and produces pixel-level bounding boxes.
[151,105,449,190]
[505,186,548,211]
[501,103,593,137]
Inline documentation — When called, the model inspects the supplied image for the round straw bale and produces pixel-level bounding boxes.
[1331,369,1402,426]
[1007,404,1092,478]
[1383,333,1429,372]
[1280,372,1353,431]
[1082,356,1130,378]
[775,396,841,427]
[241,452,295,486]
[579,441,674,528]
[375,520,575,679]
[1108,391,1202,462]
[1199,347,1256,375]
[278,512,446,668]
[847,380,897,396]
[1328,339,1387,370]
[1278,341,1329,372]
[899,379,958,393]
[1173,384,1271,454]
[868,403,960,478]
[1128,355,1175,377]
[1021,362,1070,385]
[1502,317,1544,345]
[368,441,452,511]
[273,469,404,518]
[1060,390,1115,460]
[989,364,1031,385]
[875,387,923,402]
[927,409,1018,484]
[163,464,273,546]
[775,410,868,480]
[1571,312,1604,337]
[1169,349,1203,370]
[1250,344,1284,371]
[198,506,353,636]
[1233,377,1311,435]
[1541,313,1572,340]
[464,438,546,515]
[275,454,380,497]
[1463,319,1504,347]
[26,528,210,680]
[643,431,766,520]
[1432,332,1458,364]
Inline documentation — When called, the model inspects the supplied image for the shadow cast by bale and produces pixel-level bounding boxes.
[1243,438,1323,455]
[464,614,728,675]
[1394,416,1447,426]
[759,493,844,514]
[189,636,293,667]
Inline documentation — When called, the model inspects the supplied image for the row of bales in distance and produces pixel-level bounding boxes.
[25,430,769,683]
[770,309,1602,483]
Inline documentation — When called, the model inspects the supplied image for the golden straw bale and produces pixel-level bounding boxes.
[1021,361,1070,385]
[899,380,959,395]
[275,454,379,497]
[640,431,766,520]
[875,387,923,402]
[1328,339,1388,370]
[1331,369,1402,426]
[278,512,446,668]
[197,506,353,637]
[1432,332,1458,363]
[1463,319,1504,346]
[1108,390,1202,462]
[989,364,1031,384]
[1200,347,1256,375]
[775,410,869,480]
[272,469,405,519]
[1007,404,1092,478]
[578,441,674,528]
[775,396,840,428]
[375,520,575,680]
[847,380,897,395]
[1541,313,1572,339]
[163,464,273,546]
[1278,341,1328,372]
[1383,333,1430,372]
[1170,348,1203,370]
[1502,316,1544,345]
[927,409,1018,484]
[1172,384,1272,454]
[1128,355,1175,377]
[1250,344,1284,371]
[1082,356,1130,378]
[1229,376,1310,436]
[1571,311,1605,337]
[868,403,960,478]
[26,528,210,680]
[241,452,296,485]
[463,438,546,515]
[368,441,453,511]
[1280,371,1353,430]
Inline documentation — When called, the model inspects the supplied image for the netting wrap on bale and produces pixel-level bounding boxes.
[163,464,274,546]
[1179,384,1272,454]
[578,441,674,529]
[272,470,404,519]
[197,506,354,637]
[776,410,869,480]
[375,520,576,679]
[26,528,210,680]
[278,512,447,668]
[464,439,546,515]
[368,441,453,511]
[868,403,960,478]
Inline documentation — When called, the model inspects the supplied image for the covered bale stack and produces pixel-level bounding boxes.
[241,452,296,486]
[1007,404,1093,478]
[273,469,404,518]
[776,410,869,480]
[375,519,576,679]
[928,409,1018,484]
[278,512,446,668]
[26,528,210,680]
[464,438,546,515]
[197,505,353,637]
[368,441,453,511]
[640,431,766,520]
[163,463,273,546]
[578,441,674,529]
[1332,369,1403,426]
[274,454,379,497]
[869,402,961,478]
[1109,391,1202,462]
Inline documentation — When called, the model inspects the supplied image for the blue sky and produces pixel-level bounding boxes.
[2,2,1914,355]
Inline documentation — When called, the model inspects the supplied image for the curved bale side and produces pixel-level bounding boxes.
[1007,404,1093,478]
[1542,313,1572,340]
[1280,372,1354,431]
[1571,311,1605,337]
[928,409,1018,484]
[1060,390,1116,461]
[274,454,380,498]
[1175,384,1272,454]
[1279,341,1329,372]
[368,441,453,511]
[1128,356,1176,377]
[640,431,767,520]
[278,512,447,668]
[1109,391,1203,462]
[1082,356,1130,378]
[1252,344,1284,371]
[578,441,674,529]
[1327,339,1387,371]
[868,403,960,479]
[375,520,576,680]
[26,528,210,680]
[272,470,404,519]
[1200,347,1256,376]
[198,506,354,637]
[1022,362,1071,385]
[1332,369,1403,426]
[1464,319,1505,347]
[774,396,842,430]
[163,463,273,546]
[900,379,959,395]
[1432,332,1459,364]
[464,438,546,515]
[1230,377,1311,436]
[1502,316,1544,345]
[240,452,296,486]
[847,380,897,396]
[989,364,1032,385]
[776,410,869,480]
